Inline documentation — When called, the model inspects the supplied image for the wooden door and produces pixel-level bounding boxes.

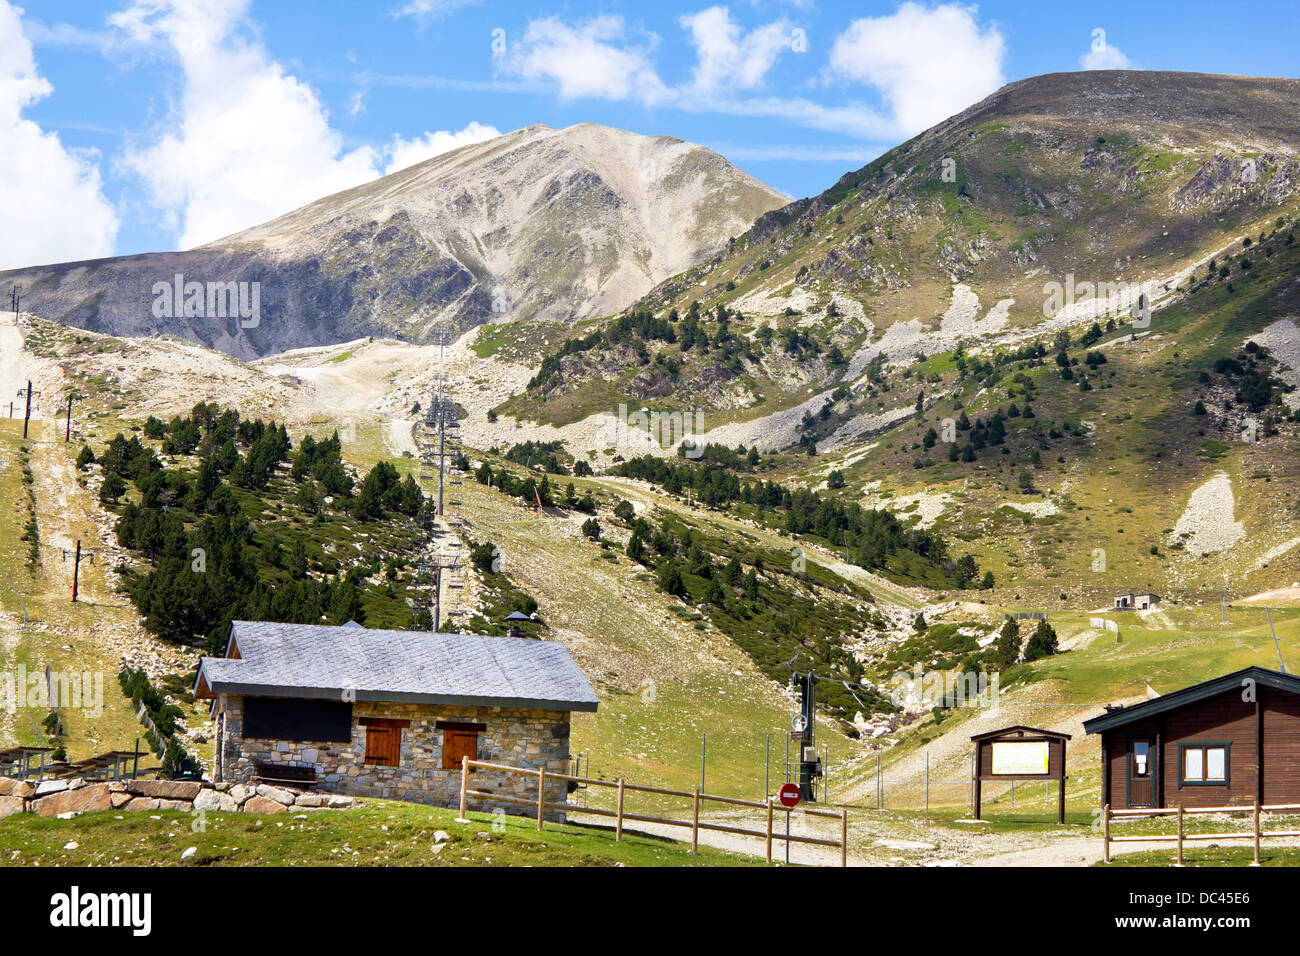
[1128,738,1154,807]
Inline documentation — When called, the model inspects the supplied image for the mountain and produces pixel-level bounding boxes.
[0,123,787,359]
[503,71,1300,436]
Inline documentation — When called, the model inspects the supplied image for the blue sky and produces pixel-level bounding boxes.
[4,0,1299,268]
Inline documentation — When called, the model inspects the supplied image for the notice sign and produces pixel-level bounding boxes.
[990,740,1049,775]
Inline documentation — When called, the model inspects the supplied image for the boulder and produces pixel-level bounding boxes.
[256,784,295,805]
[293,793,323,808]
[123,797,160,812]
[126,779,202,800]
[33,783,112,817]
[0,795,27,818]
[325,794,355,809]
[34,779,69,798]
[157,799,191,811]
[0,778,34,799]
[217,793,240,812]
[244,795,289,814]
[192,789,222,812]
[110,792,133,810]
[229,784,253,805]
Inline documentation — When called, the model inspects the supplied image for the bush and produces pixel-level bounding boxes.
[1023,620,1059,661]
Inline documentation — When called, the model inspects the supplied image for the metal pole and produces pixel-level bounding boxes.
[823,743,829,804]
[72,540,81,602]
[876,751,881,809]
[65,395,72,443]
[433,565,442,631]
[1266,607,1286,673]
[700,732,706,792]
[925,750,929,812]
[785,809,790,865]
[437,390,446,517]
[764,734,769,800]
[23,379,31,439]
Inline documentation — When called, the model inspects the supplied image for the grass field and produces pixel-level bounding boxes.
[0,803,761,867]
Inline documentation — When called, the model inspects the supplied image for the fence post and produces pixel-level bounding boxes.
[765,798,773,863]
[1175,804,1184,867]
[841,808,848,868]
[691,787,700,854]
[925,750,930,812]
[457,756,469,822]
[1252,801,1261,867]
[615,778,625,842]
[536,766,546,832]
[876,751,881,810]
[1102,804,1111,863]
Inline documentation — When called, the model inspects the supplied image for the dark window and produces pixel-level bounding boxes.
[242,697,352,742]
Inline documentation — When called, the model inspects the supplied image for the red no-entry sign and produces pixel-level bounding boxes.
[778,783,801,808]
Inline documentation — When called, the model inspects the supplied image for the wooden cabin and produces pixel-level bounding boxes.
[1083,666,1300,810]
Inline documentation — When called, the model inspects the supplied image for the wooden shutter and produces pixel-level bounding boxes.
[442,730,478,770]
[364,726,401,767]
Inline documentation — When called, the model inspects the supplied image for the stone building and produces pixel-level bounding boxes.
[194,621,598,821]
[1114,591,1161,610]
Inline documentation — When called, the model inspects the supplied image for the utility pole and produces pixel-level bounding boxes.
[65,394,73,443]
[72,540,82,602]
[10,284,20,321]
[17,379,37,440]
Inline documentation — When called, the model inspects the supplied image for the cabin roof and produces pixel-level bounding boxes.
[194,620,599,712]
[1083,665,1300,735]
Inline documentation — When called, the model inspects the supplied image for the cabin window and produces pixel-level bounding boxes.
[359,717,410,768]
[437,721,487,770]
[1180,743,1229,785]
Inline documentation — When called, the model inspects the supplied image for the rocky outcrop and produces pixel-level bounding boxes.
[1,776,358,818]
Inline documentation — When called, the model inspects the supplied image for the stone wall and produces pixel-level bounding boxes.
[219,695,572,821]
[0,775,355,819]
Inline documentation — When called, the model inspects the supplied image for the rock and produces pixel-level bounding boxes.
[256,784,296,805]
[0,795,27,818]
[181,847,197,860]
[64,777,87,791]
[126,780,202,801]
[433,830,450,842]
[34,779,69,798]
[192,789,222,812]
[157,799,191,811]
[56,811,80,820]
[0,778,34,798]
[229,784,252,805]
[217,794,239,812]
[244,795,289,814]
[110,792,132,809]
[123,797,160,812]
[293,793,323,808]
[33,783,112,817]
[63,841,78,851]
[325,794,355,809]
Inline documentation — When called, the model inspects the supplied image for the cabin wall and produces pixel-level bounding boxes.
[218,696,572,820]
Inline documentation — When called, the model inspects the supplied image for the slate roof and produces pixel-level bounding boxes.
[1082,665,1299,734]
[194,621,599,712]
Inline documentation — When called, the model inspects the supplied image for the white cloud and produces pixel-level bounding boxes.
[112,0,382,249]
[383,121,501,174]
[827,2,1006,136]
[0,1,117,269]
[394,0,478,21]
[679,6,792,93]
[1080,34,1132,70]
[508,16,667,104]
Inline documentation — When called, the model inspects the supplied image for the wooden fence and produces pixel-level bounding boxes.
[457,757,848,866]
[1103,801,1300,865]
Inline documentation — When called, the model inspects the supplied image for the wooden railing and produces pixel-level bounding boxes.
[458,757,848,866]
[1103,801,1300,865]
